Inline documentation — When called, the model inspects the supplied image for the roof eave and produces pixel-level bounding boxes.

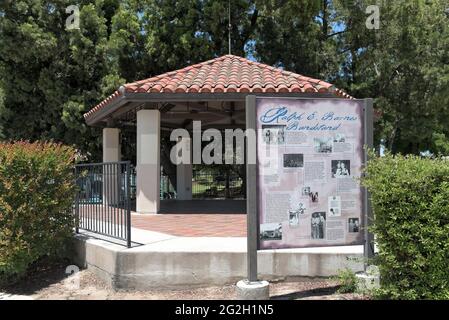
[84,91,350,126]
[84,95,127,126]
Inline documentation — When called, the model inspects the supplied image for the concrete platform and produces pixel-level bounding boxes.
[73,227,364,290]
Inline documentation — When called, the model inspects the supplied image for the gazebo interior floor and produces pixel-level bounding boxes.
[131,199,247,237]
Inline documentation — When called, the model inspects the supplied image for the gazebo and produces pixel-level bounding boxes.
[84,54,352,214]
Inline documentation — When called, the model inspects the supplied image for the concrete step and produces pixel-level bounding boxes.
[73,228,364,290]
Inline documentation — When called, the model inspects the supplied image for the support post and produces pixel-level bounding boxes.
[75,166,79,234]
[246,95,258,282]
[363,98,375,266]
[125,161,132,248]
[103,128,121,162]
[356,99,380,291]
[136,109,160,214]
[176,137,193,200]
[102,128,121,205]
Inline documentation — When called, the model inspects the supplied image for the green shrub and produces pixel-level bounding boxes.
[334,268,358,293]
[362,152,449,299]
[0,141,76,283]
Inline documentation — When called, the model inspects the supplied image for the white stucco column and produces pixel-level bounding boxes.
[103,128,121,162]
[176,137,192,200]
[136,109,160,214]
[102,128,121,205]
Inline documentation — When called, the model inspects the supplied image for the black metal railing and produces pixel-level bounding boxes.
[160,174,176,199]
[74,161,132,247]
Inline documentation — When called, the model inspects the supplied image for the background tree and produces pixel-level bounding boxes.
[0,0,120,159]
[0,0,448,158]
[335,0,449,154]
[254,0,343,81]
[0,86,5,139]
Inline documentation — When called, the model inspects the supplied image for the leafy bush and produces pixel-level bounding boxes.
[0,141,76,283]
[334,268,358,294]
[362,152,449,299]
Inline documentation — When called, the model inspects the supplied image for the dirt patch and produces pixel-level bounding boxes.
[1,264,367,300]
[0,259,72,296]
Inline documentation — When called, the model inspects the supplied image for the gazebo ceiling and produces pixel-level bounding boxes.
[84,54,353,125]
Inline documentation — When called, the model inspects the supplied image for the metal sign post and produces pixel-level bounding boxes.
[363,98,375,267]
[245,94,258,282]
[236,95,269,300]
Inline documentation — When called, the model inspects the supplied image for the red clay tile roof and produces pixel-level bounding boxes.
[84,54,353,120]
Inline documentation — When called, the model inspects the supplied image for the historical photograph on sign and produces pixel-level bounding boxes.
[314,137,333,153]
[333,133,345,143]
[309,191,319,203]
[283,153,304,168]
[290,202,306,216]
[302,186,311,196]
[289,201,306,226]
[331,160,350,178]
[311,212,326,239]
[348,218,360,233]
[289,211,300,226]
[328,196,341,217]
[262,125,285,145]
[260,223,283,241]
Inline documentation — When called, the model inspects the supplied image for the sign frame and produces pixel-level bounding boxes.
[245,95,374,282]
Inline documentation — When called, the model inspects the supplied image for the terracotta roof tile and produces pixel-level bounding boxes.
[84,54,353,120]
[200,85,211,93]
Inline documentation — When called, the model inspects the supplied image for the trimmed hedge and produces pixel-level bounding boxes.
[0,142,76,283]
[362,152,449,299]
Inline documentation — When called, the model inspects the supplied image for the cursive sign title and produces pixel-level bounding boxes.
[260,106,358,131]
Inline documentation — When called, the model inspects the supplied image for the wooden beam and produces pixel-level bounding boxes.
[159,103,176,113]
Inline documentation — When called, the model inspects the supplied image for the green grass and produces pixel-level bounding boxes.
[192,181,243,198]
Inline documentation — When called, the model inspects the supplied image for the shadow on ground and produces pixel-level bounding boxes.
[270,285,341,300]
[0,260,75,296]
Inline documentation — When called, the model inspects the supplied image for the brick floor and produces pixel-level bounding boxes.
[132,200,247,237]
[132,214,247,237]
